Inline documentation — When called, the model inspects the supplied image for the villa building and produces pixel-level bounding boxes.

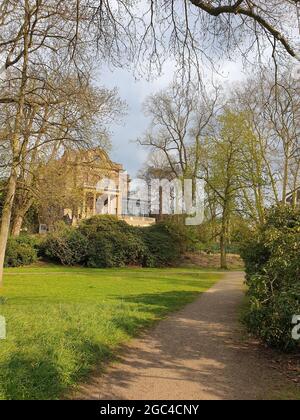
[45,148,155,230]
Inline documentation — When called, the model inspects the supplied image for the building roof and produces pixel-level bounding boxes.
[61,148,124,172]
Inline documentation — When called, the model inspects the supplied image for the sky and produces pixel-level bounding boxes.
[96,58,247,178]
[93,2,300,179]
[97,65,175,177]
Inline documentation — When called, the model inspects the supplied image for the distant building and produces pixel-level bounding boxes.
[62,148,125,222]
[39,148,155,231]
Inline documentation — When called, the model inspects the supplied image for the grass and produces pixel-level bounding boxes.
[0,266,221,400]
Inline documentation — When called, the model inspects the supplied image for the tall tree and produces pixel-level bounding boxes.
[201,110,243,269]
[9,80,123,236]
[139,82,219,182]
[232,68,300,207]
[0,0,94,286]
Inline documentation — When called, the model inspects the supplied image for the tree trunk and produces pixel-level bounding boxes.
[292,163,300,209]
[11,214,24,237]
[220,209,228,270]
[220,227,228,270]
[292,192,298,208]
[282,152,289,205]
[0,0,29,286]
[11,195,34,237]
[0,170,18,287]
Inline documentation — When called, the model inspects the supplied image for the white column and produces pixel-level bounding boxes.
[108,194,111,215]
[112,195,117,215]
[93,193,96,216]
[117,193,122,216]
[82,192,87,219]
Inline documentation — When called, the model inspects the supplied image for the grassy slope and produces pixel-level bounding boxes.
[0,266,220,400]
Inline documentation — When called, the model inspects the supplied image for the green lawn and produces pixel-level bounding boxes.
[0,266,221,400]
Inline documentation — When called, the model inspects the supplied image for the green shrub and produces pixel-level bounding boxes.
[141,222,182,267]
[41,222,89,266]
[80,216,185,268]
[80,216,147,268]
[241,206,300,351]
[158,216,199,252]
[244,280,300,351]
[40,216,187,269]
[240,237,270,277]
[5,235,38,267]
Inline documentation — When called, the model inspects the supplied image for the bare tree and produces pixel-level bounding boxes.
[138,151,175,219]
[10,78,124,236]
[2,1,297,80]
[138,82,220,184]
[232,67,300,208]
[264,74,300,203]
[0,0,99,285]
[89,1,300,80]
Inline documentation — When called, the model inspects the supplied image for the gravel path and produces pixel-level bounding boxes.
[73,272,293,400]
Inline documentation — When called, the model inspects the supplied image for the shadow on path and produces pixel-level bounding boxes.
[73,272,293,401]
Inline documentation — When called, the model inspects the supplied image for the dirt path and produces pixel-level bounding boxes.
[73,272,295,400]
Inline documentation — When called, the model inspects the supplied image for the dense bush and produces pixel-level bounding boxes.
[41,222,89,266]
[79,216,147,268]
[161,215,244,255]
[241,206,300,351]
[42,216,185,268]
[140,221,183,267]
[5,235,38,267]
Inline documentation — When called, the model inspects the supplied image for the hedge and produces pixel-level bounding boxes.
[41,216,186,268]
[79,216,148,268]
[40,222,89,266]
[240,206,300,352]
[5,235,38,267]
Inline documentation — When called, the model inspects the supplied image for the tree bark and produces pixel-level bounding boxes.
[220,197,230,270]
[220,219,228,270]
[0,169,18,286]
[11,214,24,237]
[282,152,289,205]
[0,0,30,286]
[11,192,35,237]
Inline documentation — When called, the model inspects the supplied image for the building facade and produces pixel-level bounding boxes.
[60,148,155,228]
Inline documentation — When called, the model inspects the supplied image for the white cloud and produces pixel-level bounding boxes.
[96,57,249,176]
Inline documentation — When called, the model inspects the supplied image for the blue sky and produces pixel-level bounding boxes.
[97,58,246,177]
